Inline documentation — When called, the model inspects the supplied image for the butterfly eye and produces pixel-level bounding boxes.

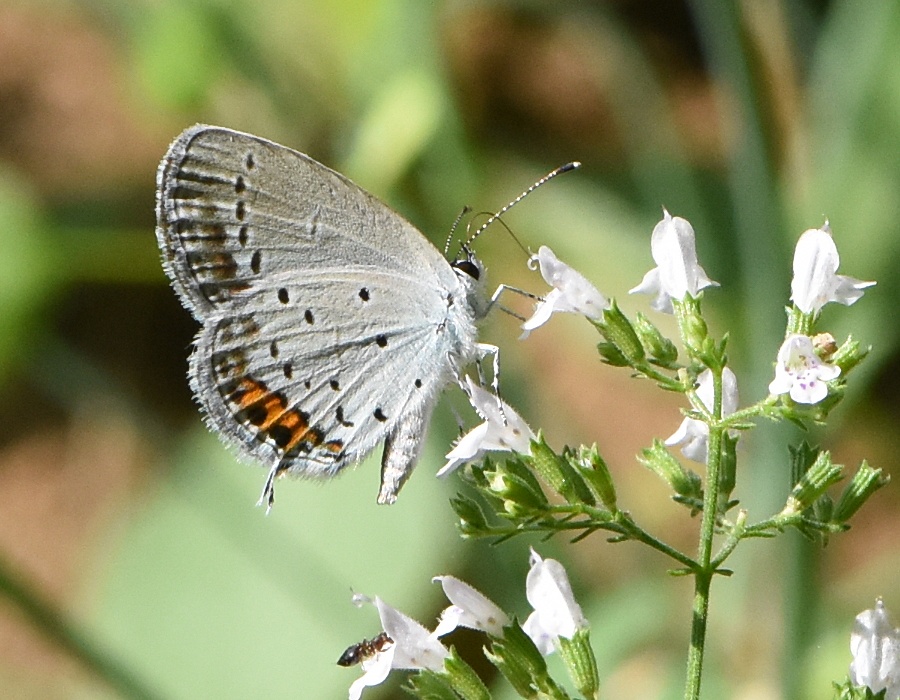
[452,259,480,281]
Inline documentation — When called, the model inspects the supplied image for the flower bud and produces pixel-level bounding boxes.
[782,450,843,514]
[486,468,549,516]
[529,435,596,506]
[633,312,679,366]
[673,295,712,361]
[558,629,600,700]
[830,335,871,376]
[578,444,617,512]
[833,461,889,523]
[639,439,703,501]
[594,301,645,365]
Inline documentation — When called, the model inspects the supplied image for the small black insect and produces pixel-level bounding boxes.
[336,631,393,667]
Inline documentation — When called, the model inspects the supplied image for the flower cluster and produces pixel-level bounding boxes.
[342,549,592,699]
[380,208,880,700]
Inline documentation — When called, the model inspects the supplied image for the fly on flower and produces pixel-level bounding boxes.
[344,595,449,700]
[337,632,394,667]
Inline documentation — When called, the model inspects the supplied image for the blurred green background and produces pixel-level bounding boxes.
[0,0,897,698]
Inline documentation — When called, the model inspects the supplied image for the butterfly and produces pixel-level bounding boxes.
[156,125,491,508]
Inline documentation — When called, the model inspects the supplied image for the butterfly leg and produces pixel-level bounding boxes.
[487,283,542,322]
[474,342,509,423]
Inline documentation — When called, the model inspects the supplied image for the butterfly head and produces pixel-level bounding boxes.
[451,247,491,319]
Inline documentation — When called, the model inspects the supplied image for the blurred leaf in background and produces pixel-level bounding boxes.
[0,0,896,698]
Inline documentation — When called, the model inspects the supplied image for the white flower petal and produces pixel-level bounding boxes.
[439,377,534,476]
[375,598,447,672]
[631,211,717,313]
[520,290,561,335]
[651,212,717,299]
[849,600,900,699]
[524,549,586,650]
[521,246,608,333]
[769,334,841,404]
[790,224,875,315]
[348,646,394,700]
[522,610,557,656]
[665,369,739,463]
[433,576,510,637]
[439,423,490,477]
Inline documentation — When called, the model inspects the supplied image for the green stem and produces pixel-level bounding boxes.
[0,553,162,700]
[613,512,699,570]
[683,369,724,700]
[541,505,698,569]
[635,362,685,391]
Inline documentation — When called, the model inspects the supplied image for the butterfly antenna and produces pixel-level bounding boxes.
[444,206,472,255]
[460,161,581,252]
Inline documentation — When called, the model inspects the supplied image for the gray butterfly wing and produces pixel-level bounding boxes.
[156,125,456,318]
[156,125,481,503]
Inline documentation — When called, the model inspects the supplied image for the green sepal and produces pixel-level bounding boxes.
[833,461,890,523]
[578,443,617,512]
[784,450,844,514]
[442,647,491,700]
[487,620,573,700]
[639,439,703,501]
[717,432,738,509]
[529,434,596,506]
[831,335,870,376]
[633,311,679,367]
[558,629,600,700]
[594,300,645,364]
[450,494,491,537]
[596,341,630,367]
[404,669,459,700]
[485,620,547,699]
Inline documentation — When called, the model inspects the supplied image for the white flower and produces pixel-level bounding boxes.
[347,596,448,700]
[849,599,900,700]
[523,549,587,655]
[438,376,535,477]
[665,368,739,463]
[629,209,718,313]
[768,334,840,404]
[432,576,510,637]
[521,245,609,336]
[791,222,875,315]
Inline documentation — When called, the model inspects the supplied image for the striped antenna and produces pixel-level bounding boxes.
[460,161,581,251]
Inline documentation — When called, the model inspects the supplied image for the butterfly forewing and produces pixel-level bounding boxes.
[156,125,455,318]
